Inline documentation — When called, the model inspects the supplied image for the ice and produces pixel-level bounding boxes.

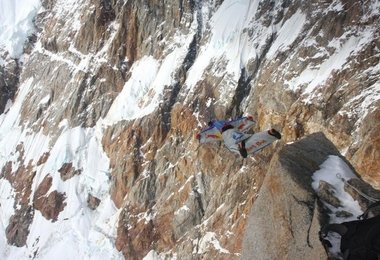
[143,250,161,260]
[312,155,362,222]
[0,0,41,58]
[311,155,363,257]
[195,232,230,255]
[267,10,306,59]
[186,0,260,89]
[104,29,194,123]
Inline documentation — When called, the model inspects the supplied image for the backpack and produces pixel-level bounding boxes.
[319,201,380,260]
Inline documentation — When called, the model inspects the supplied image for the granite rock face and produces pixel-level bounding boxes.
[241,133,338,259]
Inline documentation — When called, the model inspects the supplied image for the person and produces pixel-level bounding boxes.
[221,124,250,158]
[196,116,281,158]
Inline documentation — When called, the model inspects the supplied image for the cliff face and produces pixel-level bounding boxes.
[0,0,379,259]
[242,133,339,259]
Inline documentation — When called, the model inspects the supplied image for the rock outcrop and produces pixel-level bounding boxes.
[33,175,67,222]
[58,163,82,181]
[5,206,34,247]
[242,133,338,259]
[0,58,19,114]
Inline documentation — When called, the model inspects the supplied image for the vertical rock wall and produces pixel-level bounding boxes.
[242,133,339,259]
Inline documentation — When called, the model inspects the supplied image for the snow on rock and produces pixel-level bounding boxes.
[267,9,306,59]
[0,179,15,258]
[185,0,261,96]
[195,232,230,255]
[104,56,160,123]
[143,250,161,260]
[0,122,122,259]
[104,30,195,123]
[0,0,41,58]
[0,77,121,259]
[312,155,362,223]
[301,35,369,100]
[0,77,35,133]
[311,155,364,257]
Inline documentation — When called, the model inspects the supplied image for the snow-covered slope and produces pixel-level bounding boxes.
[0,0,379,259]
[0,0,40,59]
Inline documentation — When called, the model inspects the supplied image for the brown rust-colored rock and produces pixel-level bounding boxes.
[37,152,50,166]
[34,175,53,199]
[34,190,67,222]
[34,175,66,222]
[116,206,159,259]
[6,206,34,247]
[87,194,101,210]
[1,144,37,248]
[348,109,380,188]
[3,0,378,258]
[58,162,82,181]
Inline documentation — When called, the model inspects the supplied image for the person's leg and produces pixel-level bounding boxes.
[268,128,281,139]
[239,140,248,158]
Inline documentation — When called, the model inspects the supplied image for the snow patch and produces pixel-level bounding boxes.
[143,250,161,260]
[267,10,306,59]
[312,155,362,222]
[0,0,41,58]
[312,155,363,257]
[0,88,121,259]
[302,36,361,98]
[105,30,195,123]
[195,232,230,255]
[0,179,16,258]
[185,0,262,103]
[174,205,190,216]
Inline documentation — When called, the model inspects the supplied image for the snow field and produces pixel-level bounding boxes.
[0,0,41,58]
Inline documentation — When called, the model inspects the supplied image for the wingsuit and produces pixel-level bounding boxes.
[196,116,281,158]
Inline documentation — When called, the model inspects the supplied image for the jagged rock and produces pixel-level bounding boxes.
[34,191,66,222]
[87,194,101,210]
[344,178,380,215]
[3,157,36,205]
[242,133,342,259]
[34,175,52,199]
[349,109,380,188]
[0,58,19,114]
[335,210,353,218]
[116,206,158,259]
[36,152,50,166]
[58,162,82,181]
[6,206,34,247]
[1,149,37,248]
[316,180,342,208]
[34,175,66,222]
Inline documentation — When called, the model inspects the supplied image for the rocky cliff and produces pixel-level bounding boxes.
[0,0,379,259]
[242,133,338,259]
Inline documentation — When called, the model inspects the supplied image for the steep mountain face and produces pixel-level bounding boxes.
[242,133,338,260]
[0,0,379,259]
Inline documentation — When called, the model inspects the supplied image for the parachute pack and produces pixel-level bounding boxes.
[319,201,380,260]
